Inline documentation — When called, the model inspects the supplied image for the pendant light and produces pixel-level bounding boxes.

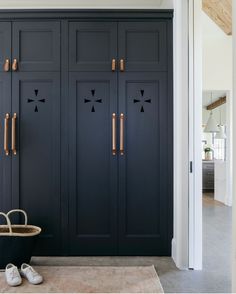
[204,92,219,133]
[215,106,226,139]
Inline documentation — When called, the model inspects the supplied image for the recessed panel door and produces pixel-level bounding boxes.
[118,22,168,72]
[0,22,11,212]
[0,22,11,73]
[12,22,60,72]
[0,73,11,212]
[69,22,117,72]
[11,72,61,254]
[69,72,118,255]
[118,72,172,255]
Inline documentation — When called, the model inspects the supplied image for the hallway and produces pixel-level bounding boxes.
[31,195,232,293]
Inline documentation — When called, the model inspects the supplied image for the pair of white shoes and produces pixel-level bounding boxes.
[5,263,43,287]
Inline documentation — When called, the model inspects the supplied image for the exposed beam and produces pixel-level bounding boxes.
[206,96,226,110]
[202,0,232,35]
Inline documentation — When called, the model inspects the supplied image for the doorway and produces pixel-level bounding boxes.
[189,0,232,289]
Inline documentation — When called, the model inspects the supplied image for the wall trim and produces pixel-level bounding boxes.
[0,9,173,19]
[172,0,189,270]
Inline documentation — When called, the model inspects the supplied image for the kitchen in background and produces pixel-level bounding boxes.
[202,90,228,205]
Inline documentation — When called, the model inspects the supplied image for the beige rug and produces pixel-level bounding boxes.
[0,266,163,293]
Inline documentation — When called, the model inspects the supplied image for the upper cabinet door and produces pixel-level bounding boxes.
[0,23,11,73]
[69,22,117,72]
[12,22,60,72]
[118,22,168,72]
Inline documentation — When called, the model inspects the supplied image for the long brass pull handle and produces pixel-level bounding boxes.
[3,59,10,72]
[112,113,116,155]
[4,113,10,156]
[12,59,18,71]
[11,113,17,155]
[120,113,124,155]
[120,59,125,72]
[112,59,116,72]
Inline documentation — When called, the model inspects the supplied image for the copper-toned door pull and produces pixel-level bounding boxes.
[4,113,10,156]
[12,59,18,71]
[112,59,116,72]
[112,113,116,155]
[120,113,124,155]
[11,113,17,155]
[120,59,125,72]
[3,59,10,72]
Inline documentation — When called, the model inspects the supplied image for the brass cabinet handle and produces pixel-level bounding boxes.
[3,59,10,72]
[112,113,116,155]
[120,113,124,155]
[12,59,18,71]
[4,113,10,156]
[112,59,116,72]
[120,59,125,72]
[11,113,17,155]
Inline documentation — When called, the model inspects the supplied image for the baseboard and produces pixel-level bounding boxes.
[171,238,177,264]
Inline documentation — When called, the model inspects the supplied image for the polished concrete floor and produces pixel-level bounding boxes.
[32,194,232,293]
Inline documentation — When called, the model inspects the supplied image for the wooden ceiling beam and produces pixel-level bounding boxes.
[206,96,226,110]
[202,0,232,35]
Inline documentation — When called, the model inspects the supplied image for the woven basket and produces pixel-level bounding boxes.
[0,209,41,269]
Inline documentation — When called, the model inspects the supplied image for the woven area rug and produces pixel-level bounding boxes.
[0,265,163,293]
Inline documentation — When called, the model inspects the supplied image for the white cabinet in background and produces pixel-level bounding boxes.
[214,160,226,204]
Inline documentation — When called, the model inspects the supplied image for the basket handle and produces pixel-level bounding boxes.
[0,212,12,235]
[7,209,28,227]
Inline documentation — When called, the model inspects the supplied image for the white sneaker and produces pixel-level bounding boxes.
[20,263,43,285]
[5,263,22,287]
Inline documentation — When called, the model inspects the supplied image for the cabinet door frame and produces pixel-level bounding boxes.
[118,72,172,255]
[0,22,11,212]
[12,21,61,72]
[0,73,12,212]
[11,72,62,254]
[118,21,168,72]
[69,21,117,72]
[68,71,118,255]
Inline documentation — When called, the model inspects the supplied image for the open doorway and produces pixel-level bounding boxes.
[200,4,232,289]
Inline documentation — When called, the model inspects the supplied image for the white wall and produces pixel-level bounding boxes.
[171,0,189,270]
[232,1,236,291]
[202,12,232,92]
[0,0,173,9]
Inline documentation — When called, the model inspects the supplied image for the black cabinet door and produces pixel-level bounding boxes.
[69,22,117,72]
[118,72,172,255]
[11,72,61,254]
[0,22,11,212]
[0,73,11,212]
[118,22,168,72]
[12,22,60,72]
[0,22,11,73]
[68,72,118,255]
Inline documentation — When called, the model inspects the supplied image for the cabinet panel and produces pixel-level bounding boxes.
[0,73,11,212]
[0,23,11,73]
[118,72,171,255]
[0,15,173,256]
[69,22,117,72]
[68,72,118,255]
[118,22,168,72]
[11,72,61,254]
[12,22,60,72]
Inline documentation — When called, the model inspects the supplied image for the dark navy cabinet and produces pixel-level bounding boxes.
[0,10,173,256]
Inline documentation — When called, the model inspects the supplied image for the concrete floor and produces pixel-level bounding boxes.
[32,194,232,293]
